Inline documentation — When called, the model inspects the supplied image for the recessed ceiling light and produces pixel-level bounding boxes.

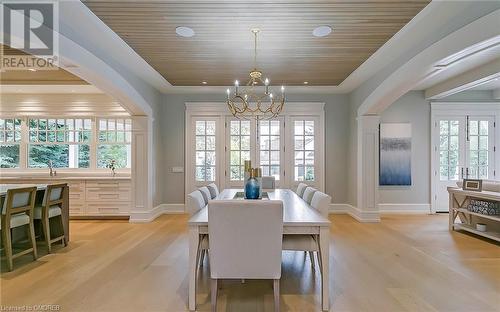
[176,26,195,38]
[202,81,207,85]
[312,25,332,37]
[303,81,309,85]
[28,68,37,72]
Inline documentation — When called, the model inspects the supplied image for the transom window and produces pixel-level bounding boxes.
[195,120,216,182]
[294,120,315,181]
[0,118,21,168]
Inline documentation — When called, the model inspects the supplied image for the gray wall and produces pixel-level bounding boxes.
[379,91,431,204]
[160,93,350,205]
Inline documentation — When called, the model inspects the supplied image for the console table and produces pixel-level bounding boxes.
[448,187,500,242]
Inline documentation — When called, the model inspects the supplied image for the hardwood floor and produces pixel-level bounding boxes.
[1,214,499,311]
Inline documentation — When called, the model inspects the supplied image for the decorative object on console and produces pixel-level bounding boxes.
[463,179,483,191]
[476,223,487,232]
[379,123,412,186]
[467,199,499,215]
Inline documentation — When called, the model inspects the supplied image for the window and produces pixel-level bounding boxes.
[195,120,216,182]
[0,118,21,168]
[439,120,460,181]
[229,120,251,181]
[294,120,315,181]
[258,120,281,180]
[97,118,132,169]
[468,119,490,179]
[28,118,91,168]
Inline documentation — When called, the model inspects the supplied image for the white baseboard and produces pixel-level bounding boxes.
[129,204,186,223]
[378,203,430,214]
[329,204,380,223]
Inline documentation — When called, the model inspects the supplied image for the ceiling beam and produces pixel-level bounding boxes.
[425,58,500,99]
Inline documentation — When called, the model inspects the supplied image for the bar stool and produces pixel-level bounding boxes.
[1,186,38,271]
[33,183,67,253]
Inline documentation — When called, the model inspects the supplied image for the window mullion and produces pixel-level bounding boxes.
[20,117,28,169]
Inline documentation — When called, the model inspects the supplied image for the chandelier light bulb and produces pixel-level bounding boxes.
[281,85,285,93]
[265,78,269,86]
[235,80,239,86]
[269,93,273,99]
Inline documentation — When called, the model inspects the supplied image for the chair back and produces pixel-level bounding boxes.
[302,186,317,204]
[206,183,219,199]
[296,183,308,197]
[310,191,331,218]
[186,190,206,215]
[198,186,211,205]
[42,183,66,209]
[261,176,276,190]
[3,187,37,216]
[208,200,283,279]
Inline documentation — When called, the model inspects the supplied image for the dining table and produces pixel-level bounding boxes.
[187,188,331,311]
[0,183,70,244]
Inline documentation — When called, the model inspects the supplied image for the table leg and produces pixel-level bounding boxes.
[188,225,200,311]
[319,226,330,311]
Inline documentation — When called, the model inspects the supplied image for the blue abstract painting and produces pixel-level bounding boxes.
[380,123,411,186]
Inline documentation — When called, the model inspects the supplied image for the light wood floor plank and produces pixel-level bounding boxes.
[1,214,499,311]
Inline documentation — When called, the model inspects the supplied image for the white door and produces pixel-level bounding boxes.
[432,116,496,212]
[433,117,466,212]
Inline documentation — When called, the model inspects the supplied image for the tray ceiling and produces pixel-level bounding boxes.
[84,1,430,86]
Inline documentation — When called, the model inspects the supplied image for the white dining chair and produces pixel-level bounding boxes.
[283,190,331,273]
[187,190,209,268]
[310,191,332,218]
[295,183,308,197]
[208,200,283,312]
[206,183,219,199]
[261,176,276,190]
[198,186,211,205]
[302,186,317,204]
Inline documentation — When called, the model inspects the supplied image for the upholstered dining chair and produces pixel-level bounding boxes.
[206,183,219,199]
[187,190,209,268]
[295,183,308,197]
[261,176,276,190]
[33,183,67,253]
[198,186,212,205]
[302,186,317,204]
[208,200,283,312]
[1,186,38,271]
[283,190,331,274]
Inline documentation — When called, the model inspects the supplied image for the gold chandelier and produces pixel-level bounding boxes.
[226,29,285,120]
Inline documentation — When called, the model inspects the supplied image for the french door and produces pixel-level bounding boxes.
[432,115,496,212]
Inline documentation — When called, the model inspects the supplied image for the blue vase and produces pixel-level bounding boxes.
[245,177,260,199]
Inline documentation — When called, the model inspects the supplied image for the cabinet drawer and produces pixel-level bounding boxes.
[69,202,86,215]
[86,201,130,215]
[86,181,131,189]
[85,189,131,201]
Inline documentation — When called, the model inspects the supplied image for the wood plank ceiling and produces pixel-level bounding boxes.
[0,45,88,85]
[84,1,430,86]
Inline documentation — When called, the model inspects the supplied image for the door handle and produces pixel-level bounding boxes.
[466,167,469,179]
[461,167,464,179]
